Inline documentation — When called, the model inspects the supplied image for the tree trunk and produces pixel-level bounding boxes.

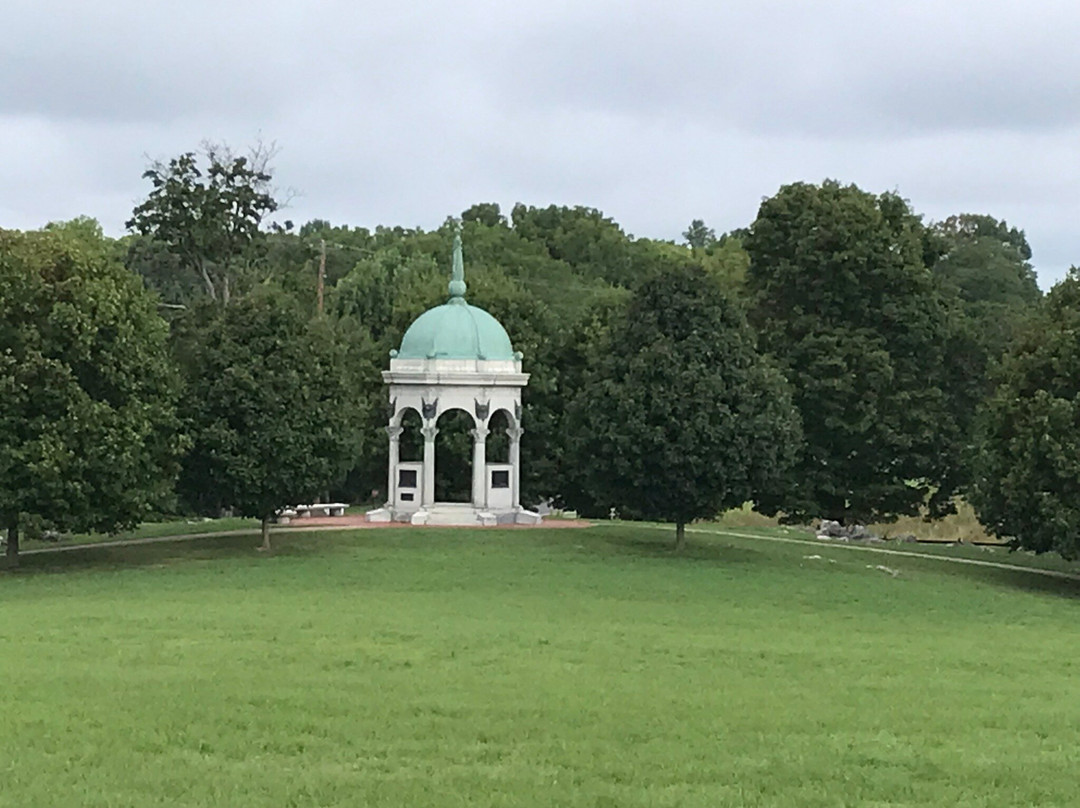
[5,520,19,569]
[823,493,847,525]
[675,521,686,552]
[317,238,326,315]
[197,259,217,301]
[259,517,271,552]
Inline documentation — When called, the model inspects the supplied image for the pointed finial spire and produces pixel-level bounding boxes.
[448,220,467,302]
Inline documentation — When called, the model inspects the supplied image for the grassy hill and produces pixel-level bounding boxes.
[2,524,1078,807]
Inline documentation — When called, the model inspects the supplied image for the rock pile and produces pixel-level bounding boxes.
[816,520,883,543]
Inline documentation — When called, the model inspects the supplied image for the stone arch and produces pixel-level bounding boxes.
[390,403,422,428]
[397,407,423,462]
[486,408,512,463]
[435,408,475,502]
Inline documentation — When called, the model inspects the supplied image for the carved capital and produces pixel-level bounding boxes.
[470,426,490,442]
[421,425,440,442]
[385,425,404,441]
[506,426,525,442]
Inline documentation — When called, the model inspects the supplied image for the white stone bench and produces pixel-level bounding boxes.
[276,503,349,523]
[296,503,349,517]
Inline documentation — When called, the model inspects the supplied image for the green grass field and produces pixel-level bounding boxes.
[3,524,1079,807]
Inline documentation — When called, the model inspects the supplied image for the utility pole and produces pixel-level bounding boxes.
[317,238,326,315]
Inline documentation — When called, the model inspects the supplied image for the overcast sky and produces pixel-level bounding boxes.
[3,0,1078,287]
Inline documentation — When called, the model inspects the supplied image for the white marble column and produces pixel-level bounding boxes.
[507,426,524,508]
[386,424,403,506]
[421,424,438,506]
[470,426,489,509]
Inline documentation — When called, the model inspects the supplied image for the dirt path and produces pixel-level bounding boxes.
[672,525,1080,582]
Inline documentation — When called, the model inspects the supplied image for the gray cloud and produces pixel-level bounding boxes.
[2,0,1078,286]
[492,1,1080,137]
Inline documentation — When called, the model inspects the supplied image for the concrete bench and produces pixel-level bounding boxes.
[276,503,349,523]
[295,503,348,518]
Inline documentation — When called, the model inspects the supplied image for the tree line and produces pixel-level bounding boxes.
[1,142,1073,565]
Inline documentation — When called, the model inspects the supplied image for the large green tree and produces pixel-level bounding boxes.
[127,142,280,306]
[969,271,1080,557]
[746,180,957,524]
[0,226,182,567]
[926,214,1043,497]
[510,203,692,291]
[549,285,632,516]
[682,218,716,252]
[930,214,1039,311]
[176,290,366,550]
[565,264,800,549]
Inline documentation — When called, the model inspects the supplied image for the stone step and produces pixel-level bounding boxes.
[423,504,494,526]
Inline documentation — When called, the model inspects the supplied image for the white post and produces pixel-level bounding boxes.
[471,426,489,509]
[385,425,403,507]
[421,424,438,507]
[507,426,524,509]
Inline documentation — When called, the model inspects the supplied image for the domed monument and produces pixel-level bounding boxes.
[366,225,541,526]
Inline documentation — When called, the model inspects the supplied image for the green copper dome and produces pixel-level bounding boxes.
[395,227,516,361]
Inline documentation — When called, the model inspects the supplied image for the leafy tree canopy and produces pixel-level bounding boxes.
[927,214,1044,496]
[0,226,182,566]
[565,264,800,548]
[746,180,957,524]
[462,202,507,228]
[970,270,1080,557]
[176,289,367,549]
[682,218,716,251]
[511,203,657,288]
[127,142,281,306]
[931,213,1039,310]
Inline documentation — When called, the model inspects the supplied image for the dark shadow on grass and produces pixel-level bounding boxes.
[3,526,591,577]
[5,523,803,579]
[949,564,1080,600]
[587,525,766,566]
[3,530,357,576]
[884,554,1080,599]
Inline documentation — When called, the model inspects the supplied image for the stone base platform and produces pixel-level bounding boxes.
[366,503,542,527]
